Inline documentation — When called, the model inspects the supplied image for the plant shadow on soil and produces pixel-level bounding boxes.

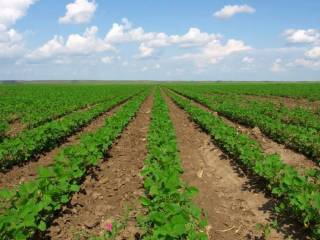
[194,123,311,240]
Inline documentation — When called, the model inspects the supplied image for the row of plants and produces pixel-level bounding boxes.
[0,92,148,240]
[138,90,207,239]
[0,84,146,130]
[205,92,320,132]
[0,121,8,142]
[0,93,135,171]
[170,82,320,100]
[170,88,320,164]
[168,91,320,238]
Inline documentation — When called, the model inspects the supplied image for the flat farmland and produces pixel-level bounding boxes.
[0,82,320,240]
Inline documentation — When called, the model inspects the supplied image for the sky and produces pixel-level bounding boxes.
[0,0,320,81]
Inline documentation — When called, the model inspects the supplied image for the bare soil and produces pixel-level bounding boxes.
[0,101,127,190]
[6,119,25,137]
[46,95,153,240]
[164,93,308,240]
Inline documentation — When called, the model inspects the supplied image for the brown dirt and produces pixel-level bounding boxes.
[6,119,25,137]
[176,91,319,173]
[244,95,320,112]
[163,93,308,240]
[0,101,127,190]
[46,95,153,240]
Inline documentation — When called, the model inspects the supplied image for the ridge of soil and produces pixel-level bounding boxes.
[0,99,128,190]
[163,92,308,240]
[46,95,153,240]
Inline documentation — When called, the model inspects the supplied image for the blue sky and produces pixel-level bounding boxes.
[0,0,320,81]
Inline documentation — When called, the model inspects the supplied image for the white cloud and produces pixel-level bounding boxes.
[0,0,37,58]
[101,56,113,64]
[294,58,320,70]
[305,46,320,58]
[284,29,320,44]
[138,43,155,58]
[170,28,221,47]
[271,58,286,72]
[0,29,24,58]
[0,0,37,29]
[25,18,251,65]
[26,26,113,60]
[242,56,254,63]
[59,0,97,24]
[105,19,223,58]
[175,39,251,66]
[214,5,255,19]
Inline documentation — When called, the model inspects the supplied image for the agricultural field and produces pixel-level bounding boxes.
[0,82,320,240]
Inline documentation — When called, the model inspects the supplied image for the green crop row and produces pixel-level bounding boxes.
[170,88,320,164]
[0,92,148,240]
[0,84,145,128]
[168,82,320,100]
[0,94,135,171]
[168,91,320,238]
[0,121,8,142]
[205,92,320,133]
[139,90,207,240]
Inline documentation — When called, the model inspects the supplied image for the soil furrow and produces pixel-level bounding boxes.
[46,95,153,240]
[173,91,319,173]
[0,100,128,190]
[163,92,307,240]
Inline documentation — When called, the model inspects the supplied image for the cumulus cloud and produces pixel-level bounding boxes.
[0,0,37,58]
[175,39,251,66]
[271,58,286,72]
[26,26,113,60]
[0,0,37,29]
[59,0,97,24]
[283,29,320,44]
[214,5,255,19]
[0,29,24,58]
[105,19,222,58]
[305,46,320,58]
[26,18,251,65]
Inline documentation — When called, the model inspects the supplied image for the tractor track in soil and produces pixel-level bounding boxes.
[46,95,153,240]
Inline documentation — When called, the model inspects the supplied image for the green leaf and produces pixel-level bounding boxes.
[38,221,46,231]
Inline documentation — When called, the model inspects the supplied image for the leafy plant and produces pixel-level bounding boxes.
[168,91,320,238]
[138,90,208,240]
[0,92,149,239]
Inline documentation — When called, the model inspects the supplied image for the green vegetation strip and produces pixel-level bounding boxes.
[0,93,148,240]
[0,121,8,142]
[171,88,320,164]
[168,91,320,238]
[0,94,134,171]
[138,90,207,240]
[206,92,320,132]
